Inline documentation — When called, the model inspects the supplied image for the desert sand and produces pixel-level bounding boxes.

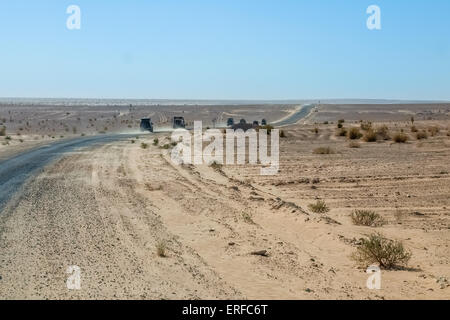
[0,102,449,299]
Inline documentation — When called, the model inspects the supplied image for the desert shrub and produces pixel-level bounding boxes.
[337,123,343,129]
[428,126,439,136]
[242,212,254,224]
[209,161,223,171]
[259,124,274,134]
[360,121,372,131]
[393,132,408,143]
[308,200,330,213]
[5,136,11,140]
[351,210,385,227]
[376,125,391,140]
[140,142,148,149]
[337,127,347,137]
[410,126,418,133]
[313,146,334,154]
[313,127,319,134]
[349,141,361,148]
[347,127,362,140]
[279,130,286,138]
[160,144,170,149]
[416,131,428,140]
[0,126,6,136]
[351,233,411,269]
[363,129,377,142]
[338,119,345,124]
[130,139,135,144]
[153,138,159,146]
[156,241,167,257]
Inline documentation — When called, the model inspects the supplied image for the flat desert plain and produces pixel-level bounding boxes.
[0,102,449,299]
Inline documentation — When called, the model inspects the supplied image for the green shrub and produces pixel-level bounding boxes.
[308,200,330,213]
[352,233,412,269]
[153,138,159,146]
[351,210,385,227]
[140,142,148,149]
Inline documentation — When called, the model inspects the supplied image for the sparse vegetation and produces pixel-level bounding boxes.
[352,233,412,269]
[410,126,418,133]
[153,138,159,146]
[156,241,167,257]
[428,126,439,137]
[308,200,330,213]
[360,121,372,131]
[416,130,428,140]
[351,210,385,227]
[376,125,391,140]
[393,132,408,143]
[140,142,148,149]
[279,130,286,138]
[349,141,361,148]
[363,129,377,142]
[0,126,6,136]
[313,146,335,154]
[337,127,347,137]
[242,212,255,224]
[347,127,362,140]
[209,161,223,171]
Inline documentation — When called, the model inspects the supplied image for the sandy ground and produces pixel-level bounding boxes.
[0,115,449,299]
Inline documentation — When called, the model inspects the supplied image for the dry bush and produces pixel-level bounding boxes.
[410,126,418,133]
[347,127,363,140]
[313,146,334,154]
[428,126,440,136]
[363,129,377,142]
[0,126,5,136]
[156,241,167,257]
[242,212,255,224]
[349,141,361,148]
[352,233,411,269]
[140,142,149,149]
[351,210,385,227]
[153,138,159,146]
[308,200,330,213]
[376,125,391,140]
[279,130,286,138]
[416,130,428,140]
[360,121,372,131]
[337,127,347,137]
[393,132,408,143]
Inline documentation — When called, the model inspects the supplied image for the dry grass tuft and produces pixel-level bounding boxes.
[308,200,330,213]
[313,146,335,154]
[416,130,428,140]
[156,241,167,257]
[347,127,363,140]
[393,132,408,143]
[351,210,385,227]
[363,129,377,142]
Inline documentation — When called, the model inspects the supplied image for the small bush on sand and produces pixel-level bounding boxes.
[313,146,334,154]
[376,125,391,140]
[347,127,362,140]
[410,126,418,133]
[156,241,167,257]
[5,136,12,140]
[393,132,408,143]
[279,130,286,138]
[308,200,330,213]
[360,121,372,131]
[351,210,385,227]
[352,233,411,269]
[349,141,361,148]
[313,127,319,135]
[140,142,148,149]
[337,127,347,137]
[209,161,223,171]
[416,131,428,140]
[0,126,6,136]
[363,129,377,142]
[428,126,440,137]
[153,138,159,146]
[242,212,255,224]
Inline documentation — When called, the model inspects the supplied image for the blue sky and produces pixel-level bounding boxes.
[0,0,449,100]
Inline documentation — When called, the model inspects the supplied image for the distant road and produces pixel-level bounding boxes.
[0,134,136,212]
[272,104,315,127]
